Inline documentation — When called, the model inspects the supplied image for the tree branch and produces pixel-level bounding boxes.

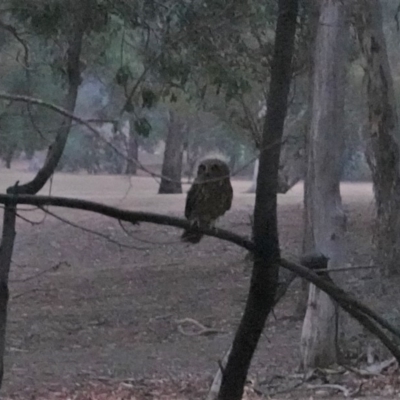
[0,20,29,68]
[0,192,399,360]
[0,194,251,250]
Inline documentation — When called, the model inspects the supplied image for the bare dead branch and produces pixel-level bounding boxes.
[175,318,223,336]
[0,193,399,362]
[0,193,252,250]
[346,357,396,376]
[306,383,351,397]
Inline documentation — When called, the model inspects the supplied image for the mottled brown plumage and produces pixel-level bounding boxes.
[181,158,233,243]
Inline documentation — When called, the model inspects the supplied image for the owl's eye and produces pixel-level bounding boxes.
[198,164,206,174]
[211,164,219,172]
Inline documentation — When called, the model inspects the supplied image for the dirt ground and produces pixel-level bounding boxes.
[0,169,396,399]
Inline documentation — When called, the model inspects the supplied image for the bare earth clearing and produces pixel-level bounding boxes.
[0,169,396,399]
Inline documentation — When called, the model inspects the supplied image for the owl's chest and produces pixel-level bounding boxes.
[193,181,229,216]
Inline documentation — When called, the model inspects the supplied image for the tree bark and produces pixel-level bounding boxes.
[3,145,15,169]
[277,109,308,194]
[354,0,400,277]
[297,0,320,317]
[300,0,347,370]
[218,1,298,399]
[246,158,259,193]
[0,1,87,388]
[125,116,139,175]
[158,110,185,194]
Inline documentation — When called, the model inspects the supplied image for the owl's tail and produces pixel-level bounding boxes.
[181,228,203,243]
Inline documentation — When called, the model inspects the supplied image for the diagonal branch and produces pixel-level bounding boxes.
[0,192,399,359]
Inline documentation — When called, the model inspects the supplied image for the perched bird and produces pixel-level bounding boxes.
[181,158,233,243]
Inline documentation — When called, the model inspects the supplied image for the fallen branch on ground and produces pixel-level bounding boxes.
[346,357,397,376]
[175,318,223,336]
[306,383,352,397]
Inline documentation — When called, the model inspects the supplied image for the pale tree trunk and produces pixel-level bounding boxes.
[354,0,400,277]
[277,109,308,194]
[246,158,259,193]
[300,0,347,370]
[158,110,185,194]
[248,111,309,197]
[297,0,320,317]
[125,115,139,175]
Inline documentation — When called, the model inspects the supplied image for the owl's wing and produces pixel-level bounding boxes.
[224,181,234,211]
[184,182,200,219]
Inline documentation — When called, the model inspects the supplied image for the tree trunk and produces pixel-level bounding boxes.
[158,111,185,194]
[354,0,400,277]
[229,152,237,172]
[125,116,139,175]
[300,0,347,370]
[246,158,259,193]
[0,3,87,388]
[0,203,16,384]
[297,0,320,318]
[277,109,308,194]
[217,1,298,399]
[4,146,15,169]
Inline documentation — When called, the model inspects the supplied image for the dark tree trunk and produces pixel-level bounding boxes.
[158,111,185,194]
[0,203,15,384]
[0,1,87,388]
[125,115,139,175]
[217,1,298,399]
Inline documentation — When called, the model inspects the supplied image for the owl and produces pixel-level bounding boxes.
[181,158,233,243]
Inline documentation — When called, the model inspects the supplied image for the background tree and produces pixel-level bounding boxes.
[300,0,347,370]
[158,109,186,194]
[354,0,400,278]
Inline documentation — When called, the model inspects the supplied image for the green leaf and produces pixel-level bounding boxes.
[141,88,157,108]
[115,65,133,86]
[134,118,152,137]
